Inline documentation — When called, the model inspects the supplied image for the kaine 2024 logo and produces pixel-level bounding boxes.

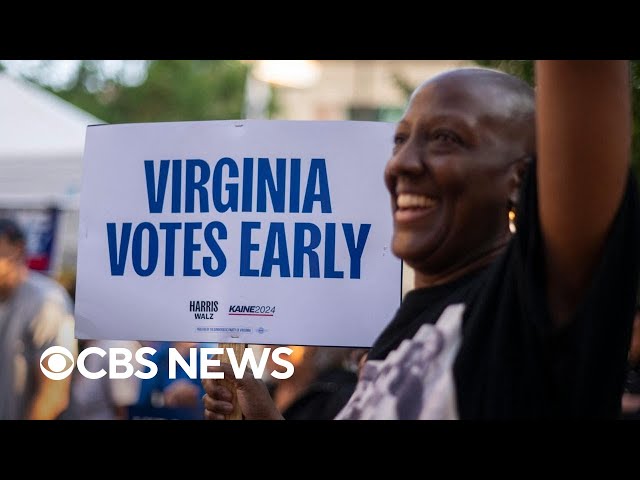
[190,300,219,320]
[228,305,276,316]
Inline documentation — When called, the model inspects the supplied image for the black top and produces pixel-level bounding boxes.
[367,267,488,362]
[366,161,640,418]
[625,363,640,394]
[281,367,358,420]
[621,364,640,420]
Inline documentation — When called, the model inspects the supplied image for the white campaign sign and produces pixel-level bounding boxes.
[75,120,401,346]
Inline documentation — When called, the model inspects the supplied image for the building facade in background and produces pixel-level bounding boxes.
[273,60,471,294]
[273,60,470,122]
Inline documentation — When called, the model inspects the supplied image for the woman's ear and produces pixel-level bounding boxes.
[508,156,531,206]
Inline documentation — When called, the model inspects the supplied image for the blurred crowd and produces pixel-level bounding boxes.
[0,216,364,419]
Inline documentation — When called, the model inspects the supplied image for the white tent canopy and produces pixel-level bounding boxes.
[0,73,104,270]
[0,73,103,203]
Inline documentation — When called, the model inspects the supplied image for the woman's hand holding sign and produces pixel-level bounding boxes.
[202,362,283,420]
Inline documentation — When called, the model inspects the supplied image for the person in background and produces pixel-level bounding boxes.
[622,304,640,419]
[133,341,209,419]
[60,339,143,420]
[56,273,144,420]
[0,218,76,419]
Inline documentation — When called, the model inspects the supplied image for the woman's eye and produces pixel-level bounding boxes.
[432,131,460,144]
[393,134,407,146]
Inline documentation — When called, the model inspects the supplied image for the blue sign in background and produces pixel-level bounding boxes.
[0,206,59,272]
[127,405,204,420]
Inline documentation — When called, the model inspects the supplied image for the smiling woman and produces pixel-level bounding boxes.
[203,61,640,420]
[338,63,640,419]
[384,70,534,286]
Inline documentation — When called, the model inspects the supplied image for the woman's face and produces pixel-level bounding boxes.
[384,71,530,278]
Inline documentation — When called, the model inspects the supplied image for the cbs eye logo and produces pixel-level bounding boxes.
[40,346,75,380]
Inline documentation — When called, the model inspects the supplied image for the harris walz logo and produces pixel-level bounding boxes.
[190,300,219,320]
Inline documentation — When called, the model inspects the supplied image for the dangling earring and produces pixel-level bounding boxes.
[508,207,517,234]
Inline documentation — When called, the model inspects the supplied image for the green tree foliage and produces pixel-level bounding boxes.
[392,72,416,100]
[50,60,250,124]
[476,60,640,177]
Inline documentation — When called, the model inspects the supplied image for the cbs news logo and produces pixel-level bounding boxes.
[40,345,295,380]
